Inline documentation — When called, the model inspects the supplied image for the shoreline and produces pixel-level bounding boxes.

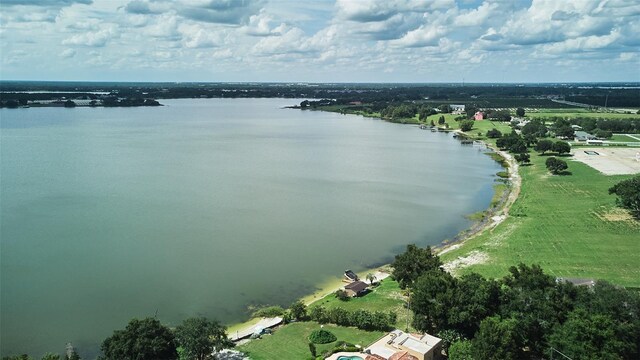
[228,118,522,339]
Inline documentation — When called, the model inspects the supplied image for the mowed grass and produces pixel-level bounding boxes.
[609,134,640,142]
[440,149,640,287]
[237,321,383,360]
[310,278,412,330]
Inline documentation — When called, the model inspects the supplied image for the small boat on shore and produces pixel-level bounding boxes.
[344,269,359,282]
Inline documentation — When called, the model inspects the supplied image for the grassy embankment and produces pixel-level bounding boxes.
[318,106,639,287]
[440,121,640,288]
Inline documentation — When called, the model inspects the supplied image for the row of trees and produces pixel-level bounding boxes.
[390,245,640,360]
[308,306,397,331]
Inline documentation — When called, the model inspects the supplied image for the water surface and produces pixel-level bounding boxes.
[1,99,501,357]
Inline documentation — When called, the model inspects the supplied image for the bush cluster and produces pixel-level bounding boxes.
[308,329,337,344]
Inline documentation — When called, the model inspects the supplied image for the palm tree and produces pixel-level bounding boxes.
[366,273,377,285]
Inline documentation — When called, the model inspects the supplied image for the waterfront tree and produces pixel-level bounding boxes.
[514,153,530,165]
[366,273,377,285]
[460,120,474,132]
[175,317,233,360]
[100,318,177,360]
[391,244,442,289]
[41,354,60,360]
[289,300,307,321]
[486,128,502,138]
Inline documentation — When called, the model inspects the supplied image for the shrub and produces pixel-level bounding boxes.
[252,306,285,318]
[460,120,474,132]
[486,128,502,138]
[335,290,350,301]
[308,329,337,344]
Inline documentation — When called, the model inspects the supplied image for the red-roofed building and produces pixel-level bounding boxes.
[474,111,484,120]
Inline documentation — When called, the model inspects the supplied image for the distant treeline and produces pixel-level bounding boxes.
[567,94,640,107]
[2,81,639,107]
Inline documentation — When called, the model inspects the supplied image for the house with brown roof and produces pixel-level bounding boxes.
[343,280,369,297]
[364,329,442,360]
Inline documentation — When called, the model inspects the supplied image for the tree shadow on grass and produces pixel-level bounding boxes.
[557,170,573,176]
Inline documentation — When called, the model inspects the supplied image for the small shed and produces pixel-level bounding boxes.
[474,111,484,121]
[344,281,369,297]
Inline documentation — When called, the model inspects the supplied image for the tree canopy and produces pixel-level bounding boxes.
[609,176,640,218]
[545,157,568,174]
[100,318,177,360]
[391,244,442,289]
[174,317,233,360]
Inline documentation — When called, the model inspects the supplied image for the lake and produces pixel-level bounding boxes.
[0,98,501,357]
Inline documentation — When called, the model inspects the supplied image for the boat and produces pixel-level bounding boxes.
[344,269,359,282]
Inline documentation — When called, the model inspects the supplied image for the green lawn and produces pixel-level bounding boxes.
[310,279,412,330]
[440,148,640,287]
[237,322,383,360]
[609,134,640,142]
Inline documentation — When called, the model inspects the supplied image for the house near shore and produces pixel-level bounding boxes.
[364,329,443,360]
[343,280,369,297]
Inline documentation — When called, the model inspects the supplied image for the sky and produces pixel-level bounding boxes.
[1,0,639,83]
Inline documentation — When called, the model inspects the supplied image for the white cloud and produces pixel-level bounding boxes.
[62,26,118,47]
[59,48,76,58]
[1,0,639,82]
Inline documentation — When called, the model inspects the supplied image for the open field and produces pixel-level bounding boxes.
[529,109,640,119]
[441,148,640,287]
[572,147,640,175]
[609,134,640,142]
[237,322,383,360]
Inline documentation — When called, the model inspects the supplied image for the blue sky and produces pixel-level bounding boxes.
[1,0,639,83]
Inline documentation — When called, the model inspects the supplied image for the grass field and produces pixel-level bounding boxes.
[237,322,383,360]
[440,146,640,287]
[609,134,640,142]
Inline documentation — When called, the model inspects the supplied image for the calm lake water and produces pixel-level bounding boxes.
[0,99,501,357]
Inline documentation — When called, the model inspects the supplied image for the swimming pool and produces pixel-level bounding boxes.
[337,356,364,360]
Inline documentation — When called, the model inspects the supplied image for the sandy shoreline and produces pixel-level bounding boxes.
[228,127,522,339]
